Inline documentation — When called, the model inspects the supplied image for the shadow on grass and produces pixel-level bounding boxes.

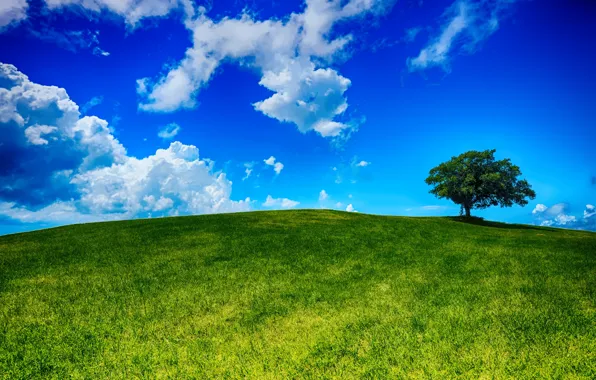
[445,216,556,232]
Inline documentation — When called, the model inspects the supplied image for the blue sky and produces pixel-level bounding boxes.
[0,0,594,235]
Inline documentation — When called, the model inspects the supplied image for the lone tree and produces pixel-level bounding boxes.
[425,149,536,217]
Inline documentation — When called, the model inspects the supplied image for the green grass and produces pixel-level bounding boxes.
[1,210,595,378]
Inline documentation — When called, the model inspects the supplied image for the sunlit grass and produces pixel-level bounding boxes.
[1,210,595,378]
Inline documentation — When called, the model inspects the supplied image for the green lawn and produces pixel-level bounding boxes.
[1,210,595,378]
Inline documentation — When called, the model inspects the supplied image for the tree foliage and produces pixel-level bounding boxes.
[425,149,536,217]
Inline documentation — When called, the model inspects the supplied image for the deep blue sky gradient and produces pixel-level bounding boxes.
[0,0,594,234]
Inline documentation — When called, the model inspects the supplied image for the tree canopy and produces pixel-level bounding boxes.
[425,149,536,217]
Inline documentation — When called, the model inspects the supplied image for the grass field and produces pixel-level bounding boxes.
[1,210,595,378]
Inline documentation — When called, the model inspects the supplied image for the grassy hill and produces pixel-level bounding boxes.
[1,210,595,378]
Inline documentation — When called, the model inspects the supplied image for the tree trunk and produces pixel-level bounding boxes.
[465,205,471,217]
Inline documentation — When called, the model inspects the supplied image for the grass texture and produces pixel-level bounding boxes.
[1,210,595,378]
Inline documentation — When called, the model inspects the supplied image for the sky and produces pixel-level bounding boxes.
[0,0,594,235]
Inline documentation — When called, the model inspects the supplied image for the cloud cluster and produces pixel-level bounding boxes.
[532,203,595,231]
[263,195,299,209]
[137,0,395,140]
[264,156,284,175]
[408,0,517,72]
[73,142,250,218]
[0,63,249,224]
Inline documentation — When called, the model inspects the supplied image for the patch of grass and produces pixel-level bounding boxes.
[1,210,595,378]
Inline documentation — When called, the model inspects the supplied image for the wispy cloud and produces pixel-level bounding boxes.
[263,195,299,209]
[81,96,103,114]
[404,26,422,43]
[158,123,181,140]
[408,0,518,72]
[29,27,110,56]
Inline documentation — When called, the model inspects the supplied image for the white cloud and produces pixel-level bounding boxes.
[137,0,395,140]
[356,160,371,167]
[28,28,109,56]
[158,122,181,140]
[531,203,596,231]
[335,202,343,208]
[44,0,195,27]
[81,95,103,114]
[346,203,357,212]
[264,155,284,175]
[24,125,58,145]
[72,141,251,218]
[319,190,328,201]
[0,63,126,207]
[0,201,114,224]
[273,162,284,175]
[243,168,252,181]
[421,205,446,211]
[585,204,595,219]
[408,0,517,72]
[532,204,548,214]
[93,46,110,57]
[263,195,299,209]
[0,0,28,30]
[0,63,250,224]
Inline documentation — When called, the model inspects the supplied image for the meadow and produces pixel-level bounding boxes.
[1,210,595,378]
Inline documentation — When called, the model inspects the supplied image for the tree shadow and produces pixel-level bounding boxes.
[445,216,558,232]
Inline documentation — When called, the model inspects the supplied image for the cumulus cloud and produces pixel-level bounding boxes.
[136,0,395,141]
[408,0,517,72]
[72,142,250,218]
[355,160,371,167]
[531,203,595,231]
[319,190,329,201]
[0,63,250,224]
[263,195,299,209]
[0,63,126,208]
[263,156,284,175]
[0,0,28,30]
[346,203,357,212]
[158,122,181,140]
